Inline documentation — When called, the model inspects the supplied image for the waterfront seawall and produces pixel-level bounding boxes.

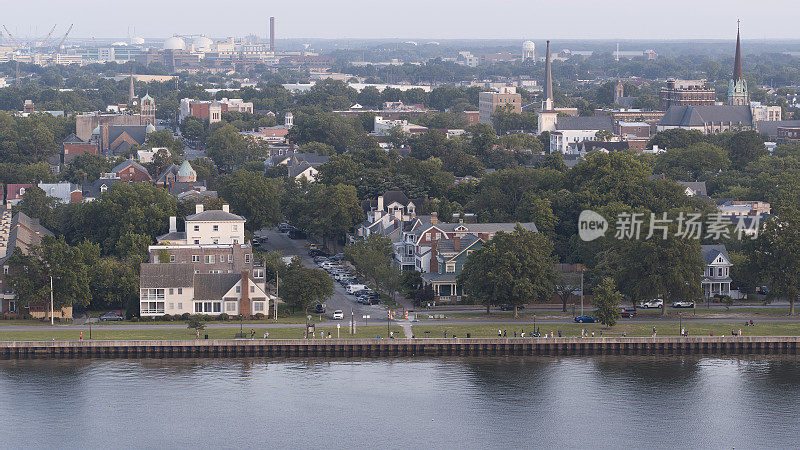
[1,336,799,359]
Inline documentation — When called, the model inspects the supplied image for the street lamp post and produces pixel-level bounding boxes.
[533,313,536,335]
[580,269,585,316]
[679,312,682,336]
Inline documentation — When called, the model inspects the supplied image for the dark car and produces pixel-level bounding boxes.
[500,304,524,311]
[309,249,329,257]
[620,308,637,318]
[313,304,325,314]
[99,311,124,321]
[277,223,293,233]
[574,315,596,323]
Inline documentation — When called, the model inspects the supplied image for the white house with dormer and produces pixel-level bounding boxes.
[701,244,732,298]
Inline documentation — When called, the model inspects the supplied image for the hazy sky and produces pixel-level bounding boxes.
[3,0,798,41]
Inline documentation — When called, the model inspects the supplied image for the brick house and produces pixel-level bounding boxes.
[111,159,153,182]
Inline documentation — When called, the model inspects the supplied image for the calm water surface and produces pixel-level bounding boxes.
[0,356,798,449]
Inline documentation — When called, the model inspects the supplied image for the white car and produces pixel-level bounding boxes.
[639,299,664,309]
[332,310,344,320]
[671,300,695,308]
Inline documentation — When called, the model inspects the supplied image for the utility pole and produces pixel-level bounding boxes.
[49,276,54,325]
[274,271,279,322]
[580,269,584,316]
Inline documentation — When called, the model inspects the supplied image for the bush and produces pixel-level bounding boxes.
[217,313,229,321]
[181,313,191,320]
[254,313,265,319]
[161,314,173,321]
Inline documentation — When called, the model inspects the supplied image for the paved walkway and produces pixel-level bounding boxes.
[399,320,413,338]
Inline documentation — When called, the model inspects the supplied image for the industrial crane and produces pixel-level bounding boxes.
[56,24,73,50]
[39,24,57,47]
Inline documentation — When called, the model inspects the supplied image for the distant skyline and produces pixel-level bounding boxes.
[2,0,798,41]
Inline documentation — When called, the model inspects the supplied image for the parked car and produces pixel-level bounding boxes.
[99,311,124,321]
[332,310,344,320]
[671,300,695,308]
[313,304,325,314]
[620,308,637,318]
[309,249,329,257]
[500,304,524,311]
[346,284,367,294]
[638,299,664,309]
[574,315,596,323]
[277,223,292,233]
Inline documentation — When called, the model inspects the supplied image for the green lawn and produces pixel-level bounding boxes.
[411,322,800,338]
[0,326,405,342]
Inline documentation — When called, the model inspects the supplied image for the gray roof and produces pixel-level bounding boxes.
[677,181,708,196]
[193,273,242,300]
[82,178,123,198]
[436,233,481,255]
[755,120,800,140]
[701,244,730,265]
[659,105,753,128]
[139,263,195,288]
[112,159,149,175]
[556,116,615,131]
[168,181,207,196]
[421,272,458,283]
[108,125,148,146]
[156,163,179,183]
[409,218,538,236]
[156,231,187,242]
[185,209,245,222]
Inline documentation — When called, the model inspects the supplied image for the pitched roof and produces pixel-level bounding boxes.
[556,116,615,131]
[185,209,245,222]
[108,125,148,146]
[5,184,33,202]
[659,105,753,127]
[677,181,708,197]
[193,273,242,300]
[139,263,195,288]
[156,163,179,183]
[755,120,800,140]
[112,159,149,175]
[177,160,196,178]
[82,178,123,198]
[62,133,86,144]
[701,244,730,265]
[436,233,481,255]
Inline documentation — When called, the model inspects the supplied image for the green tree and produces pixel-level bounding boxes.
[345,234,395,294]
[458,225,558,317]
[14,186,57,231]
[217,170,282,231]
[754,209,800,315]
[279,257,334,314]
[592,277,622,327]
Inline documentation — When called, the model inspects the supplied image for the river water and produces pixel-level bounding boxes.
[0,356,797,449]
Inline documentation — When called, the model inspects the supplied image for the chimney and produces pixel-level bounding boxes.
[454,236,460,251]
[169,216,177,233]
[430,211,438,224]
[240,270,251,317]
[195,203,204,214]
[377,195,384,211]
[222,204,230,213]
[430,241,439,272]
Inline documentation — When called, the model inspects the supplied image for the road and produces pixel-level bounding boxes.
[257,228,389,323]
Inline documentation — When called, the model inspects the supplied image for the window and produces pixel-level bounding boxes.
[178,288,182,295]
[2,266,8,275]
[220,255,225,262]
[226,302,236,311]
[193,225,200,231]
[169,254,175,262]
[245,254,251,264]
[213,225,219,231]
[169,288,174,295]
[212,238,219,244]
[228,255,234,263]
[253,302,265,312]
[192,255,200,262]
[205,255,215,264]
[194,240,200,245]
[253,269,264,278]
[195,303,202,313]
[168,303,174,309]
[446,263,456,273]
[426,233,431,240]
[435,233,441,240]
[717,268,723,277]
[232,225,238,231]
[177,302,182,309]
[250,286,255,293]
[195,302,221,313]
[236,286,241,293]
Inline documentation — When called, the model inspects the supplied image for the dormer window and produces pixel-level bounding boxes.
[19,187,25,196]
[100,185,108,192]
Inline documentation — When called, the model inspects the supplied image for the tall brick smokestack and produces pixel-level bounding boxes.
[269,17,275,52]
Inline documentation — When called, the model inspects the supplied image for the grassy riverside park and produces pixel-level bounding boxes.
[0,326,405,342]
[412,322,800,338]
